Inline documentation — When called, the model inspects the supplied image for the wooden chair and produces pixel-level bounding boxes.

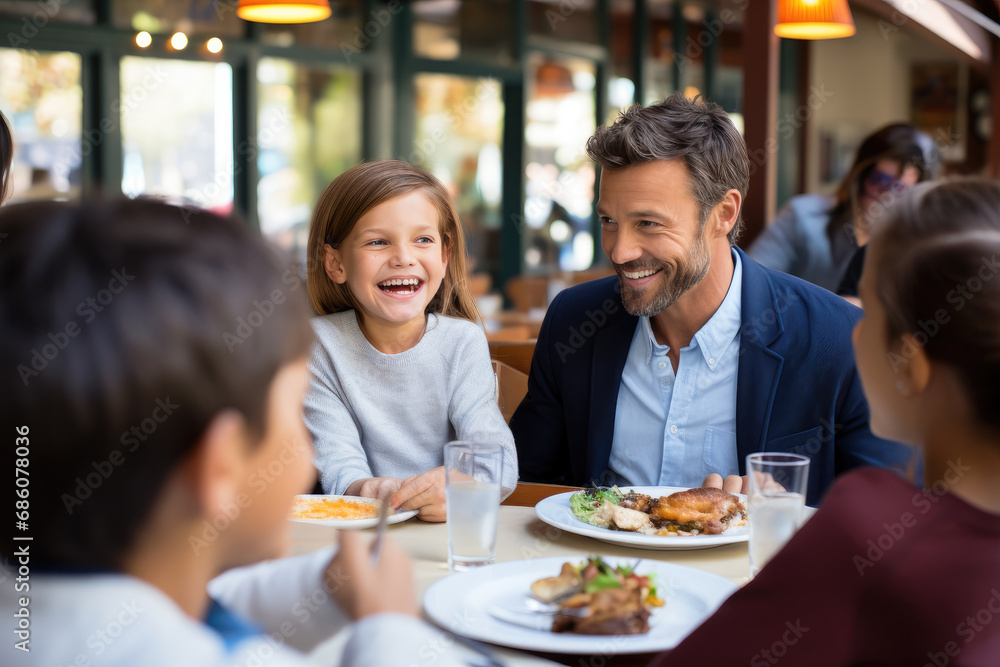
[469,272,493,297]
[488,339,536,376]
[485,325,533,342]
[568,266,615,285]
[502,482,585,507]
[504,275,548,312]
[491,360,528,423]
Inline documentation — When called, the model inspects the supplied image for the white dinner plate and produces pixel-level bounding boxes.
[423,556,738,654]
[288,494,418,528]
[535,486,749,551]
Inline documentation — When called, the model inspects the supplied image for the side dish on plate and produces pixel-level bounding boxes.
[531,557,664,635]
[291,496,380,521]
[571,486,747,536]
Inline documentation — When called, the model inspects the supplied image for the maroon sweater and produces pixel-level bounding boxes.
[652,467,1000,666]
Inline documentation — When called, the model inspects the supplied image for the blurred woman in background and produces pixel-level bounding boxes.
[749,123,940,292]
[1,110,13,204]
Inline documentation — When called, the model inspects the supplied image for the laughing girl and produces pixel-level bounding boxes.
[304,160,517,521]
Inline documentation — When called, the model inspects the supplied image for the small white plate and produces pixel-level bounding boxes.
[423,556,738,654]
[535,486,749,551]
[289,494,418,529]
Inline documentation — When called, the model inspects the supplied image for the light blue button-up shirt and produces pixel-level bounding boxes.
[609,249,743,488]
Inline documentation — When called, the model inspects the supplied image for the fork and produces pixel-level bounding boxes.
[369,493,391,565]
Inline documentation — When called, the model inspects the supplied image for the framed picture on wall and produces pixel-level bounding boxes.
[911,63,966,162]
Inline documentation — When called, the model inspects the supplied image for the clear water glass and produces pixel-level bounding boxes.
[747,452,810,578]
[445,441,503,572]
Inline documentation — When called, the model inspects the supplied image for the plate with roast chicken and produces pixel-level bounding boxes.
[423,556,738,654]
[535,486,749,550]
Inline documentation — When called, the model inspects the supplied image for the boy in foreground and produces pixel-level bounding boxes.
[0,199,465,666]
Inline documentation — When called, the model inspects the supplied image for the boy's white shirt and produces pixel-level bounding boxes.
[2,547,467,667]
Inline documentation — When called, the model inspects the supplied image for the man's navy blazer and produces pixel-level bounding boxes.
[509,248,914,506]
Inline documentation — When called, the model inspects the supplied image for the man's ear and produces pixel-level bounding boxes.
[324,244,347,285]
[184,410,249,522]
[711,189,742,240]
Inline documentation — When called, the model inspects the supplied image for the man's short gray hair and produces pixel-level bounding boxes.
[585,92,749,245]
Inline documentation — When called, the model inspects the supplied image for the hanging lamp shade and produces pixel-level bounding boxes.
[237,0,332,24]
[775,0,856,39]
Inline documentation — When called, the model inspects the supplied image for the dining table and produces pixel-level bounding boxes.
[292,495,751,667]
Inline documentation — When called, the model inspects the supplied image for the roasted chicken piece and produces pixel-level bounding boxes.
[649,487,747,535]
[552,588,651,635]
[610,504,652,532]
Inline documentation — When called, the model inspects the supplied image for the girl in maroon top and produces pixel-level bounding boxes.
[653,179,1000,666]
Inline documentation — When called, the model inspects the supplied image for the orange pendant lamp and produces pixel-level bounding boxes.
[775,0,856,39]
[237,0,332,23]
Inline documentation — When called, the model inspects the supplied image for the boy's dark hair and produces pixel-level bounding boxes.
[0,199,313,569]
[872,178,1000,432]
[585,92,749,245]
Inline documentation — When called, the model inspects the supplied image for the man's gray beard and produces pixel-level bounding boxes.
[619,240,712,318]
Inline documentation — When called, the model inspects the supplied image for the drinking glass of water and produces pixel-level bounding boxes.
[746,452,810,578]
[445,441,503,572]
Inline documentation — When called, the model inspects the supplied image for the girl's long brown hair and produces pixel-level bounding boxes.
[306,159,481,325]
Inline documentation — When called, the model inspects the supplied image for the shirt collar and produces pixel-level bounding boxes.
[637,248,743,368]
[693,248,743,369]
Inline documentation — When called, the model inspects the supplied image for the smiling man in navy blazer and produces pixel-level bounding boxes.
[509,93,914,506]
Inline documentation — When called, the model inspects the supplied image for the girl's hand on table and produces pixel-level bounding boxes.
[347,477,404,501]
[390,467,447,522]
[324,530,418,620]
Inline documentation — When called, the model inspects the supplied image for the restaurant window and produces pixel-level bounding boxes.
[256,58,362,261]
[523,53,597,274]
[112,0,245,37]
[413,0,513,65]
[262,0,362,48]
[645,0,674,105]
[412,73,504,276]
[120,57,234,212]
[0,0,95,24]
[0,48,82,201]
[609,0,637,121]
[528,0,598,46]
